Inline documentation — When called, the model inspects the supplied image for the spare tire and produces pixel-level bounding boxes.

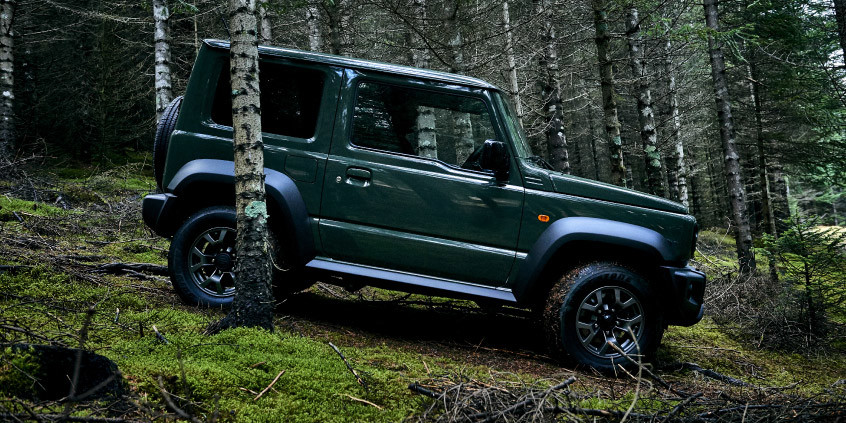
[154,96,183,191]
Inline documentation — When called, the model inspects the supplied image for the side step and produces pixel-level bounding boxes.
[305,259,518,303]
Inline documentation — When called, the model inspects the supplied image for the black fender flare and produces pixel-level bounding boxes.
[167,159,315,266]
[512,216,677,304]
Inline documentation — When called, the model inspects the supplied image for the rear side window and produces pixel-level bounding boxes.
[211,61,325,139]
[351,81,496,167]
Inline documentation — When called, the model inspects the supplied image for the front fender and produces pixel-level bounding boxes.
[166,159,315,266]
[512,217,677,303]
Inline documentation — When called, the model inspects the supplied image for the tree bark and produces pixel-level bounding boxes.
[210,0,274,333]
[406,0,437,159]
[592,0,626,187]
[704,0,756,273]
[306,0,322,52]
[446,1,474,165]
[153,0,173,122]
[258,0,272,43]
[834,0,846,62]
[328,0,352,56]
[503,0,523,122]
[0,0,14,162]
[625,7,662,196]
[663,38,688,207]
[536,0,569,173]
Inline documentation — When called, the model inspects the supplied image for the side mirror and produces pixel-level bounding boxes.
[479,140,510,180]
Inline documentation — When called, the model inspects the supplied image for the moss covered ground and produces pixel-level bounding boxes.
[0,161,844,421]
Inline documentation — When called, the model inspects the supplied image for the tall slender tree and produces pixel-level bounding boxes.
[258,0,272,42]
[209,0,274,332]
[536,0,569,173]
[593,0,626,186]
[625,5,663,196]
[503,0,523,122]
[704,0,756,273]
[662,38,688,207]
[0,0,14,162]
[153,0,173,122]
[305,0,322,52]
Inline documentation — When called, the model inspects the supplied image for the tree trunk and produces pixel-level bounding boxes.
[209,0,274,333]
[834,0,846,62]
[306,1,322,52]
[704,0,756,273]
[0,0,14,162]
[407,0,437,159]
[258,0,272,43]
[625,6,662,195]
[536,0,569,173]
[153,0,173,122]
[663,38,688,207]
[446,1,474,165]
[592,0,626,187]
[328,0,352,56]
[769,162,790,234]
[503,0,523,122]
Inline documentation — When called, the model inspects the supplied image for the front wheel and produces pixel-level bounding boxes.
[542,262,663,373]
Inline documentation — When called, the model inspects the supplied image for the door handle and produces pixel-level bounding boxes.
[344,167,372,187]
[346,168,372,180]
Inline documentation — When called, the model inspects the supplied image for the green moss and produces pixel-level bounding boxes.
[0,196,68,218]
[0,346,41,398]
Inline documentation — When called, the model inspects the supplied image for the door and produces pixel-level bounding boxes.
[318,70,524,286]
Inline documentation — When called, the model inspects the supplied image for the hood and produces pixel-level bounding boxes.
[548,171,688,214]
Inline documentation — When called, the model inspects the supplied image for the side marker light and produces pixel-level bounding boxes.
[538,215,550,222]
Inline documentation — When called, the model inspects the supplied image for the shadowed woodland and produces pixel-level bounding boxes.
[0,0,845,421]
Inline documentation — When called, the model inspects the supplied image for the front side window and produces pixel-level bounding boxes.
[211,61,325,139]
[351,81,496,168]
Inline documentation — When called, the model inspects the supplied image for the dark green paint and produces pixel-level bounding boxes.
[158,40,699,294]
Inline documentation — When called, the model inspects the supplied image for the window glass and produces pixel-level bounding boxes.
[351,81,496,168]
[211,61,325,139]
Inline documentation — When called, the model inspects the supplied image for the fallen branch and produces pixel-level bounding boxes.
[328,342,367,391]
[157,376,203,423]
[340,393,382,409]
[93,262,168,276]
[152,325,169,344]
[254,370,285,401]
[676,362,756,388]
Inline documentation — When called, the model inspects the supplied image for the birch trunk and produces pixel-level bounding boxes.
[258,0,272,43]
[0,0,14,161]
[704,0,756,273]
[592,0,626,186]
[210,0,274,332]
[663,38,688,207]
[305,0,322,52]
[536,0,569,173]
[446,1,474,165]
[625,7,662,195]
[503,0,523,122]
[407,0,437,159]
[328,0,352,56]
[153,0,173,122]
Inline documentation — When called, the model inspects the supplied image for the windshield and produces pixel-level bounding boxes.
[494,92,533,158]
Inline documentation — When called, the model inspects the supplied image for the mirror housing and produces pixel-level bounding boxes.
[480,140,510,180]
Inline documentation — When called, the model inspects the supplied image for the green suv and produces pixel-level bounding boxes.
[142,40,705,371]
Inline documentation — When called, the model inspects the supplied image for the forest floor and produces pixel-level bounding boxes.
[0,161,844,422]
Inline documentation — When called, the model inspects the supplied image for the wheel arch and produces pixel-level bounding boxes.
[164,159,315,266]
[513,217,678,306]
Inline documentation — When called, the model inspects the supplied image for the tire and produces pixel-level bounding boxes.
[542,262,663,373]
[168,206,311,308]
[154,96,183,191]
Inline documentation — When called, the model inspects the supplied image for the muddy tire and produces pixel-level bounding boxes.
[542,262,663,373]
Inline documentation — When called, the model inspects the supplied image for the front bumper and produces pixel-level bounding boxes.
[661,265,706,326]
[141,193,180,237]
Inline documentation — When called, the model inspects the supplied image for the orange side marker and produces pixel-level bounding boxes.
[538,215,550,223]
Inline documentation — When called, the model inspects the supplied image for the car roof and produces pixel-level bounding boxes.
[204,39,501,91]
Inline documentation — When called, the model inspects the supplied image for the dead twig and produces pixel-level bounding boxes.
[340,393,382,409]
[329,342,368,391]
[254,370,285,401]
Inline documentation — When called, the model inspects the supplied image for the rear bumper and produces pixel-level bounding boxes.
[141,193,180,237]
[661,265,706,326]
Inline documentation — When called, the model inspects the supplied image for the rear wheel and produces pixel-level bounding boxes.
[168,206,312,308]
[542,262,663,373]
